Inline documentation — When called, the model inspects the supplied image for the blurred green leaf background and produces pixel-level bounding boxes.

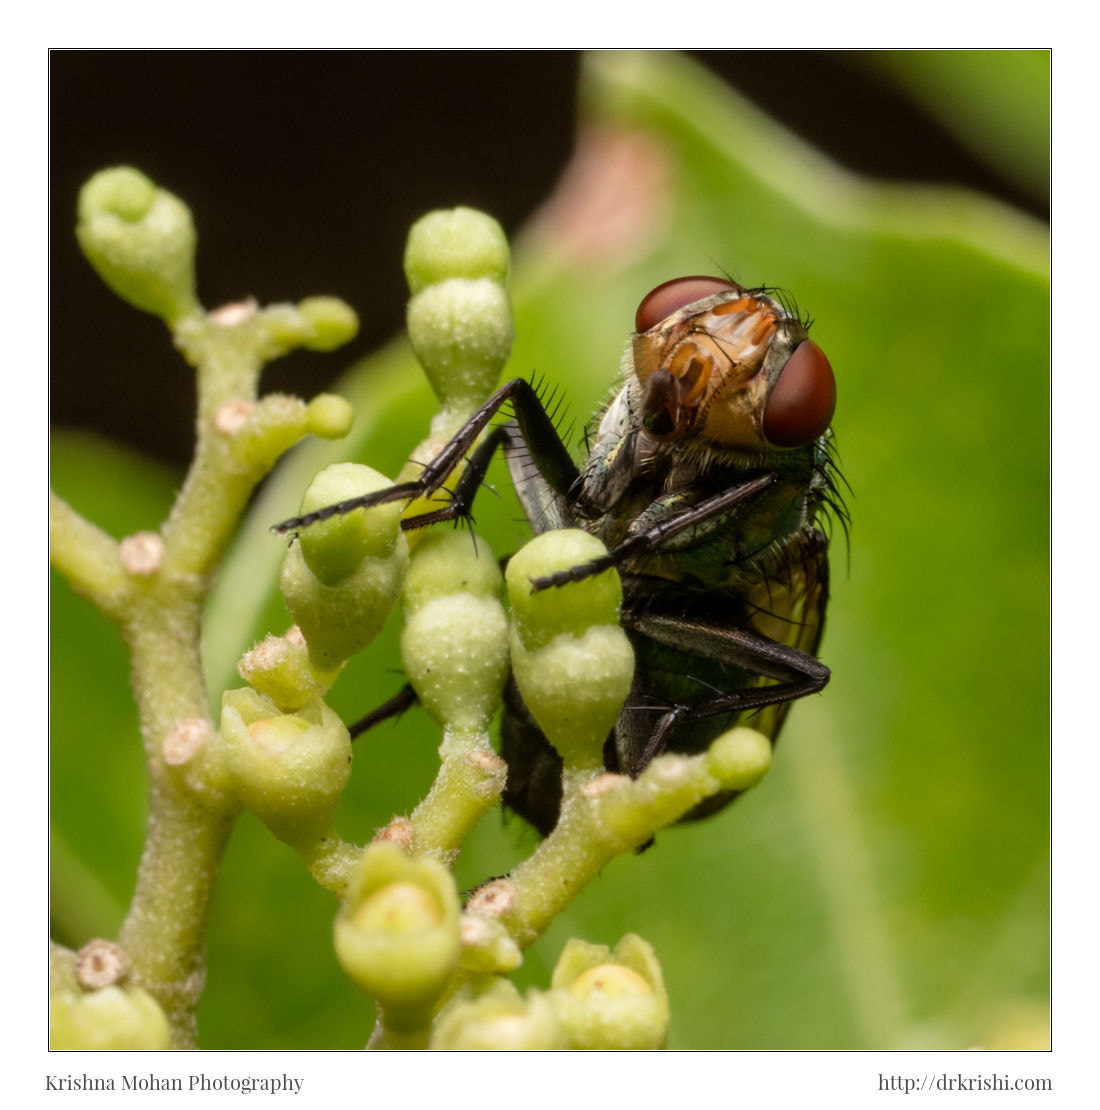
[50,51,1049,1049]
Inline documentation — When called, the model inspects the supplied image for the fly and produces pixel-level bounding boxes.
[274,275,845,835]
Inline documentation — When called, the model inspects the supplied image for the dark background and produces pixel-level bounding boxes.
[50,50,1048,468]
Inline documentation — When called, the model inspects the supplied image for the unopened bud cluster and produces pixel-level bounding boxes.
[430,933,669,1050]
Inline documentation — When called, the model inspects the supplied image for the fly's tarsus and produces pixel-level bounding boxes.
[271,484,418,534]
[528,553,615,592]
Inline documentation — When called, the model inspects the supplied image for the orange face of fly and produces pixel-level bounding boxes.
[631,276,836,452]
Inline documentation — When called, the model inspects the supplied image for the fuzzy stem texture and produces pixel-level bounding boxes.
[408,728,507,862]
[51,306,323,1047]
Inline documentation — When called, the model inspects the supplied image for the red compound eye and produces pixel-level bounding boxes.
[635,276,739,333]
[763,340,836,447]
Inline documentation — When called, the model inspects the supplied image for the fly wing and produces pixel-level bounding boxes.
[742,526,830,742]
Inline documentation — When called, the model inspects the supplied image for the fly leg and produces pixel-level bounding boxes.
[272,378,579,534]
[529,472,780,589]
[626,609,829,771]
[347,683,419,739]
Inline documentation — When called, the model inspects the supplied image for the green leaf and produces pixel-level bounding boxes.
[51,51,1048,1049]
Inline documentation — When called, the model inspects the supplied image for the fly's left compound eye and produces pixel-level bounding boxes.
[763,340,836,447]
[635,276,739,333]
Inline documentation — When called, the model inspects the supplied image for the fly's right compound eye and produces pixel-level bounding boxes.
[635,276,739,333]
[762,340,836,447]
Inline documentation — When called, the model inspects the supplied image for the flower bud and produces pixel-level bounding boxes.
[305,393,354,439]
[402,527,504,613]
[549,934,669,1050]
[76,166,198,324]
[406,278,513,411]
[49,984,172,1050]
[510,625,633,769]
[506,530,622,652]
[221,688,351,848]
[334,843,461,1024]
[402,595,509,733]
[430,981,566,1050]
[506,531,633,769]
[705,726,772,792]
[261,297,359,355]
[297,296,359,350]
[237,631,342,713]
[404,207,509,295]
[281,466,409,669]
[294,463,405,586]
[458,913,523,974]
[400,531,509,732]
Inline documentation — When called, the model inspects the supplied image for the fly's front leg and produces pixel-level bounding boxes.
[272,378,579,534]
[626,610,829,770]
[529,472,780,590]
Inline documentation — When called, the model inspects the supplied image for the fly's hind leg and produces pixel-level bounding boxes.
[625,609,829,772]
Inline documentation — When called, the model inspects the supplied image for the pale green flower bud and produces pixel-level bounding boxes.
[705,726,773,791]
[430,981,566,1050]
[237,631,342,713]
[297,296,360,350]
[402,594,509,733]
[506,530,623,652]
[282,536,408,669]
[261,297,359,354]
[402,528,504,613]
[221,688,351,848]
[334,843,461,1025]
[281,465,409,668]
[76,166,198,324]
[400,531,509,733]
[404,207,509,295]
[294,463,405,586]
[510,624,633,769]
[305,393,354,439]
[506,530,633,768]
[49,984,172,1050]
[549,934,669,1050]
[458,913,523,974]
[407,278,513,411]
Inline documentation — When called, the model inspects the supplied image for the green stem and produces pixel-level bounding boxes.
[496,751,736,949]
[496,767,608,946]
[117,785,235,1048]
[101,315,298,1045]
[366,1014,432,1050]
[300,833,362,896]
[163,332,265,578]
[48,493,128,615]
[408,728,506,863]
[116,590,237,1048]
